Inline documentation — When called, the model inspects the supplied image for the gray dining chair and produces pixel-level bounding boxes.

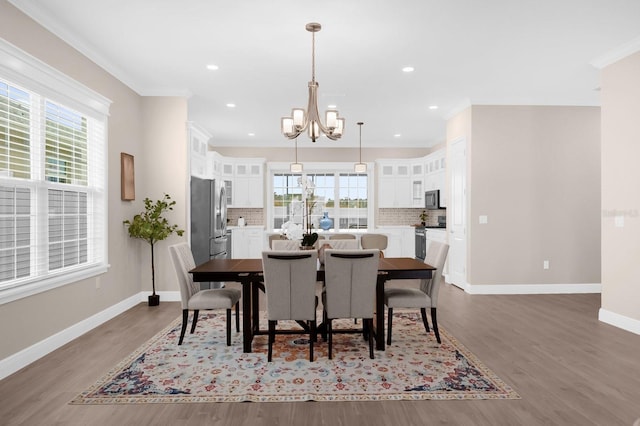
[322,249,380,359]
[168,243,241,346]
[329,233,356,240]
[360,234,388,256]
[384,240,449,344]
[262,250,319,362]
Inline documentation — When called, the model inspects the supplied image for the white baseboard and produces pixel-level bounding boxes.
[599,308,640,335]
[1,293,143,381]
[465,283,602,295]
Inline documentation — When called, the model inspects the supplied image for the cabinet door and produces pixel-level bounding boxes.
[231,229,245,259]
[377,177,397,208]
[246,229,264,259]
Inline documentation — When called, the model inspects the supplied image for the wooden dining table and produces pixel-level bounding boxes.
[190,257,435,353]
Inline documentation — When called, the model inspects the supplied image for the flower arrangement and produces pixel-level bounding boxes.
[281,175,318,248]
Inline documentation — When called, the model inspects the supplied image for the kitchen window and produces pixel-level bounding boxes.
[0,40,110,304]
[269,165,371,231]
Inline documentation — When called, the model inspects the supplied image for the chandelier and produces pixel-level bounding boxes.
[281,22,345,142]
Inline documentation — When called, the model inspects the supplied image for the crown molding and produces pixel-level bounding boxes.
[590,35,640,69]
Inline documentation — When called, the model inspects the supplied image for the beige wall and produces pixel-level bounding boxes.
[601,52,640,323]
[0,2,188,359]
[448,105,601,286]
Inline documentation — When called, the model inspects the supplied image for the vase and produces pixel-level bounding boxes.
[319,212,333,230]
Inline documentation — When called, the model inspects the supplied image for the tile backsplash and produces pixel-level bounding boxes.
[228,207,445,228]
[377,208,445,227]
[228,208,264,226]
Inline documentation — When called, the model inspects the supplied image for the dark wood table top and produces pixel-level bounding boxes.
[190,256,435,277]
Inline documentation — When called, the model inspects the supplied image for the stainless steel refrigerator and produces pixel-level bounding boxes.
[190,176,228,289]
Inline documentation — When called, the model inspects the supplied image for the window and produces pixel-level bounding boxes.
[0,40,110,304]
[271,168,370,231]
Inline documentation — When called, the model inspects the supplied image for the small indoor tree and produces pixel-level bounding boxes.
[124,193,184,306]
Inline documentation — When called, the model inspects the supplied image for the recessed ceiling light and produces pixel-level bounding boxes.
[206,64,219,71]
[248,133,255,136]
[327,104,337,109]
[394,134,402,138]
[429,105,439,110]
[402,66,414,73]
[226,103,236,108]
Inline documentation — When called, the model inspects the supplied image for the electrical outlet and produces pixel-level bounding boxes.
[543,260,549,270]
[479,215,488,224]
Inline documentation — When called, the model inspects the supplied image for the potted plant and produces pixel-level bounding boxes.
[123,193,184,306]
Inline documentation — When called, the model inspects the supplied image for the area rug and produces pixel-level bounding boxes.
[70,311,519,404]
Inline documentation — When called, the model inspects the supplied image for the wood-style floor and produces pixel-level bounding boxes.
[2,284,639,426]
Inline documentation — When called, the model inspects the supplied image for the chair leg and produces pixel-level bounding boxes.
[420,308,430,333]
[386,308,393,345]
[368,319,374,359]
[226,308,232,346]
[362,318,369,341]
[178,309,189,345]
[431,307,441,344]
[322,310,328,341]
[190,309,199,334]
[235,302,240,332]
[328,319,333,360]
[309,320,316,362]
[268,320,276,362]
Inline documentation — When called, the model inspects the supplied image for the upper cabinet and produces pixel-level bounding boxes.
[378,148,447,209]
[231,160,264,208]
[376,160,412,208]
[188,124,211,179]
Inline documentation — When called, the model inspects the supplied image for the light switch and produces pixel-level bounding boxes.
[479,215,488,224]
[615,215,624,228]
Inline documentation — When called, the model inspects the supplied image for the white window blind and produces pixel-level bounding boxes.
[0,39,110,303]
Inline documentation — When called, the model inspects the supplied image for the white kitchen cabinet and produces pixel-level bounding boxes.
[189,124,210,178]
[375,227,414,258]
[230,159,265,208]
[231,227,265,259]
[377,161,412,208]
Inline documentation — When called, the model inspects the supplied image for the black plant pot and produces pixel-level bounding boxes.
[148,294,160,306]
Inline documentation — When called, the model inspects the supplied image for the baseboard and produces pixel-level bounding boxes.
[0,293,143,381]
[599,308,640,335]
[465,283,602,295]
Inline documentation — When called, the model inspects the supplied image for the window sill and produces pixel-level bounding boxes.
[0,263,110,305]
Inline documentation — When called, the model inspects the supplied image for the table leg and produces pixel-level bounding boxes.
[241,278,253,353]
[374,274,386,351]
[252,280,260,333]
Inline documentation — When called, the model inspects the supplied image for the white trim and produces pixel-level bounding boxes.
[465,283,601,295]
[590,35,640,69]
[598,308,640,336]
[0,293,141,380]
[0,38,111,118]
[0,290,180,379]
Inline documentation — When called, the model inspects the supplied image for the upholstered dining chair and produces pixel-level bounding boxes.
[269,234,287,249]
[360,234,388,257]
[322,249,380,359]
[271,239,305,250]
[168,243,241,346]
[329,233,356,240]
[262,250,319,362]
[384,240,449,345]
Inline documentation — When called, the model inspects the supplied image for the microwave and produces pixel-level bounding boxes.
[425,190,441,210]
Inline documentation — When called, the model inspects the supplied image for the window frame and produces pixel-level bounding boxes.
[0,39,110,305]
[266,162,375,232]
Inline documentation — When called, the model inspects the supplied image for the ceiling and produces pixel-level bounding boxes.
[9,0,640,148]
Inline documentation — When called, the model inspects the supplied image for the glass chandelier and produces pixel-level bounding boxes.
[281,22,345,143]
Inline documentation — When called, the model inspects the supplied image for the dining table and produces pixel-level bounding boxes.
[190,256,435,353]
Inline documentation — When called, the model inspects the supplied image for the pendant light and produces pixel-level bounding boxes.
[354,122,366,173]
[290,137,303,172]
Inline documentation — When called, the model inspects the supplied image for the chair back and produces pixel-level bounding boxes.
[271,239,304,251]
[323,249,379,319]
[269,234,287,249]
[320,239,359,250]
[168,243,200,309]
[262,250,318,321]
[360,234,388,250]
[420,241,449,307]
[329,233,356,240]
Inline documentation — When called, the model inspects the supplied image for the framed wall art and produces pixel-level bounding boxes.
[120,152,135,201]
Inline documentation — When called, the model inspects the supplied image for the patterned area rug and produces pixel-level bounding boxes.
[71,311,519,403]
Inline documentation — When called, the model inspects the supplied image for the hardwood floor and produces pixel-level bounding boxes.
[2,284,639,426]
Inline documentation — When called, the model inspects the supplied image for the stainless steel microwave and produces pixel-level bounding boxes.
[425,190,441,210]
